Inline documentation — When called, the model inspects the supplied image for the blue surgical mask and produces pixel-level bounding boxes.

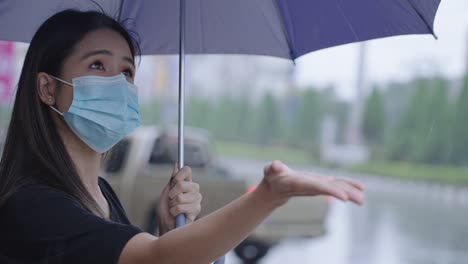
[49,74,141,153]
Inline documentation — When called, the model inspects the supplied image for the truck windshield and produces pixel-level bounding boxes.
[149,137,205,167]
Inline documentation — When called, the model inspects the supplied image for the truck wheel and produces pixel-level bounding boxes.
[234,239,271,264]
[145,204,159,235]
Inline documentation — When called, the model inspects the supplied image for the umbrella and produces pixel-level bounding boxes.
[1,1,440,57]
[0,1,441,263]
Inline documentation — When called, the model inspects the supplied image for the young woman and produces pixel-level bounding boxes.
[0,10,364,264]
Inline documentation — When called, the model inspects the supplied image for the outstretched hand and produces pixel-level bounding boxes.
[261,160,365,205]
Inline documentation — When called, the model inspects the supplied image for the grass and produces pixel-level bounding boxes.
[215,141,468,186]
[351,162,468,186]
[215,141,315,166]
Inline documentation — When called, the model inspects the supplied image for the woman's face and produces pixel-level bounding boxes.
[51,28,135,112]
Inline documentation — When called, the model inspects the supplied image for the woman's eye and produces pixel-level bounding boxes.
[90,61,104,70]
[123,69,134,78]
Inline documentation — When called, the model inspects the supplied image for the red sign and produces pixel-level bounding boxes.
[0,41,14,104]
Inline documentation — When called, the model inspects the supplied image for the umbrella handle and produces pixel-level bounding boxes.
[175,214,185,228]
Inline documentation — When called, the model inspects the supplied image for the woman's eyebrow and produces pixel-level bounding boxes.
[80,49,135,68]
[80,49,112,61]
[122,56,135,68]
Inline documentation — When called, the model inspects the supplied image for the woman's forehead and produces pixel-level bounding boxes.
[71,28,133,60]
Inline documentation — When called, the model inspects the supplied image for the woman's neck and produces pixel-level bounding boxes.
[57,122,102,197]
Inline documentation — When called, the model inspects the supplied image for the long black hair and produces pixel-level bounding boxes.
[0,9,140,216]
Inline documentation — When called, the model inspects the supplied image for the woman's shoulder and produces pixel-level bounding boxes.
[0,183,143,263]
[3,184,74,210]
[0,184,93,241]
[1,183,79,210]
[3,184,78,213]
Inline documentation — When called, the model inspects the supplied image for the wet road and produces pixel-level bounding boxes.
[222,158,468,264]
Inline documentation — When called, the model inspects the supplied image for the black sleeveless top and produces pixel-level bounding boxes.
[0,177,142,264]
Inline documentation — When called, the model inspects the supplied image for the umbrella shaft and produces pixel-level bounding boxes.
[176,0,186,229]
[176,1,225,263]
[177,0,186,170]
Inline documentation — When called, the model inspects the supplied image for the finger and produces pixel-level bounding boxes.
[185,213,198,223]
[263,164,271,176]
[161,180,171,196]
[339,177,365,191]
[343,184,365,205]
[169,162,179,187]
[169,192,202,207]
[346,189,364,205]
[170,203,202,218]
[318,184,349,201]
[271,160,282,174]
[168,181,200,199]
[173,166,192,183]
[172,162,179,176]
[282,171,346,200]
[271,160,293,174]
[300,173,364,200]
[335,180,364,205]
[264,160,291,177]
[186,206,202,223]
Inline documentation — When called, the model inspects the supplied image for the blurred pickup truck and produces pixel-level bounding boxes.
[101,125,329,263]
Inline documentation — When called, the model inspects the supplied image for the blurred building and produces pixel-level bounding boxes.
[346,43,367,146]
[321,115,369,165]
[320,43,369,165]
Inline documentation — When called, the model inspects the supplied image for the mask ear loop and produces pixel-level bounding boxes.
[49,75,73,86]
[50,105,64,116]
[47,74,72,116]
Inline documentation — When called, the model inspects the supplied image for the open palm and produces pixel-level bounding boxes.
[262,160,365,205]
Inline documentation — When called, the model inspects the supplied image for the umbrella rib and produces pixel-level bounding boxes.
[272,0,296,61]
[334,0,359,42]
[118,0,125,22]
[256,2,288,57]
[198,0,205,52]
[405,0,438,39]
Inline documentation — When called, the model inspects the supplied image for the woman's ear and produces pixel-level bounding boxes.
[37,72,57,106]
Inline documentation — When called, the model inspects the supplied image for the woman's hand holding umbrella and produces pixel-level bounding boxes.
[157,163,202,236]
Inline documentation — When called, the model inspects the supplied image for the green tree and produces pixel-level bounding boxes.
[253,92,282,145]
[387,78,452,164]
[333,101,350,144]
[233,96,255,142]
[387,79,432,162]
[186,97,215,130]
[288,89,323,156]
[186,96,256,143]
[421,78,451,164]
[450,75,468,165]
[362,87,385,146]
[213,96,240,141]
[140,99,161,125]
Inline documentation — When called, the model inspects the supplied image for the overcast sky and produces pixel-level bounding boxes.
[294,0,468,100]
